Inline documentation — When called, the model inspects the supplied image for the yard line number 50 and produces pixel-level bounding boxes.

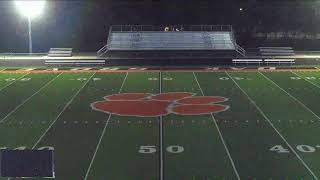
[139,145,184,154]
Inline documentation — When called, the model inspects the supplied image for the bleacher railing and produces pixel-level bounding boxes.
[110,25,233,32]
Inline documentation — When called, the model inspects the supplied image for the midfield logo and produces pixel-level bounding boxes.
[91,92,229,117]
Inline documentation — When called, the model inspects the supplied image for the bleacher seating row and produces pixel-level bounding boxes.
[107,32,236,51]
[48,48,73,57]
[232,58,295,65]
[45,60,105,65]
[259,47,295,56]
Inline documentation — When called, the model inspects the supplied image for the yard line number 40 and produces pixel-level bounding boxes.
[139,145,184,154]
[290,76,320,80]
[270,144,320,153]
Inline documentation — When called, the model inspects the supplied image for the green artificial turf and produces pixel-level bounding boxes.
[0,71,320,179]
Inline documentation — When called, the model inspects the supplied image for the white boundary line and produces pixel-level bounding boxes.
[291,71,320,89]
[84,72,128,180]
[193,72,241,180]
[159,71,164,180]
[0,73,63,123]
[0,72,30,92]
[31,72,96,149]
[226,71,318,180]
[260,72,320,121]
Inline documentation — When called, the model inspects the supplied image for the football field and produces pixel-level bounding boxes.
[1,70,320,179]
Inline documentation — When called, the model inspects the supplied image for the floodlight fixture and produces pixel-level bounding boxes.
[15,1,46,19]
[14,1,46,53]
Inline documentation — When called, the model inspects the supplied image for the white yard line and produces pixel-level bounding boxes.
[5,72,64,180]
[31,72,96,149]
[193,72,240,180]
[291,71,320,89]
[260,72,320,121]
[159,71,164,180]
[0,73,63,123]
[84,72,128,180]
[7,73,95,180]
[0,72,30,92]
[226,71,318,180]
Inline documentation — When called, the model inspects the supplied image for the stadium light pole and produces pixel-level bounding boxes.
[14,1,46,54]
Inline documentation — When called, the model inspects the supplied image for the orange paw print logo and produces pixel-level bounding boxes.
[91,92,229,117]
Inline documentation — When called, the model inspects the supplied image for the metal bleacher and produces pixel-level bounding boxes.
[259,47,295,56]
[48,48,73,57]
[98,25,245,58]
[260,47,295,65]
[107,32,235,51]
[231,47,296,66]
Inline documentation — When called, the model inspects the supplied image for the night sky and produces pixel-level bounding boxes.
[1,0,320,52]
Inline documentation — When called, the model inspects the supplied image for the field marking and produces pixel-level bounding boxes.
[5,73,96,180]
[260,72,320,121]
[291,71,320,89]
[193,72,240,180]
[226,71,318,180]
[159,71,164,180]
[0,72,30,92]
[5,72,64,180]
[31,72,96,151]
[84,72,128,180]
[0,73,63,123]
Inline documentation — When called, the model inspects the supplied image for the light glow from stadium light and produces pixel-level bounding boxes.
[14,0,46,19]
[14,0,46,53]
